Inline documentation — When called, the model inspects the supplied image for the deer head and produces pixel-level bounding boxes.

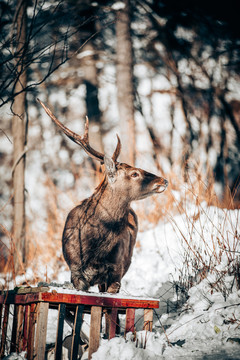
[37,98,168,204]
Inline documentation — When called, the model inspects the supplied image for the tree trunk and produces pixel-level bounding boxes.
[12,0,27,274]
[116,0,136,165]
[81,41,103,153]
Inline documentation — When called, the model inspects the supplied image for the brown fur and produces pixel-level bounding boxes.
[62,163,168,293]
[37,99,168,293]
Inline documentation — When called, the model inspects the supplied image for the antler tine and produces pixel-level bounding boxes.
[37,98,104,163]
[112,134,121,162]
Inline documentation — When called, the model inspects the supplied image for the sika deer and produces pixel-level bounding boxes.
[38,99,168,293]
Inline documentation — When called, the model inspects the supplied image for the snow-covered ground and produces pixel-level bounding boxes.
[1,200,240,359]
[90,203,240,360]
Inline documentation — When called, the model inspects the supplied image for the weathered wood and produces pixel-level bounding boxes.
[70,304,84,360]
[0,304,9,358]
[1,291,159,310]
[40,292,159,309]
[14,293,41,304]
[22,304,30,351]
[27,303,38,360]
[143,309,153,331]
[0,289,159,358]
[35,302,49,360]
[88,306,102,360]
[16,286,50,294]
[125,308,135,334]
[109,308,118,339]
[10,305,19,353]
[1,292,40,305]
[55,303,66,360]
[0,304,2,328]
[16,304,24,352]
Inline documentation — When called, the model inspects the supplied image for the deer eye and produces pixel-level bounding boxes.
[131,172,139,178]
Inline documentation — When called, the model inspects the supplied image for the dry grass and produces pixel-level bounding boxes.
[0,160,239,291]
[135,160,240,295]
[164,166,240,294]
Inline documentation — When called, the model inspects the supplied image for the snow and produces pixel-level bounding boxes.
[1,199,240,359]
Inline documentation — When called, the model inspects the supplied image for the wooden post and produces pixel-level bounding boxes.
[27,303,38,360]
[22,304,30,351]
[16,304,24,352]
[125,308,135,334]
[143,309,153,332]
[10,305,19,353]
[55,303,66,360]
[0,290,159,358]
[70,304,84,360]
[109,308,118,339]
[0,304,2,329]
[35,302,49,360]
[0,304,9,357]
[88,306,102,360]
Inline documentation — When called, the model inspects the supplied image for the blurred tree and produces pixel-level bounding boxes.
[1,0,240,275]
[135,0,240,197]
[12,0,27,274]
[0,0,109,272]
[116,0,136,165]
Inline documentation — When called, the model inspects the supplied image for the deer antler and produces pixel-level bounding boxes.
[37,98,121,163]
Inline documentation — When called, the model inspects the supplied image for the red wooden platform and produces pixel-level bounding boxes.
[0,287,159,359]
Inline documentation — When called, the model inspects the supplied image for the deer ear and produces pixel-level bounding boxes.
[104,155,117,183]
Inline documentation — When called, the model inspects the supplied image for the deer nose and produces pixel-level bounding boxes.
[164,179,168,187]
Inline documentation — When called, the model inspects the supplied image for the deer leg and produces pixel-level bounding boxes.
[98,284,107,293]
[71,272,89,291]
[107,281,121,294]
[105,279,121,337]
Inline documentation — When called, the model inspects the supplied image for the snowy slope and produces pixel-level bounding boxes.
[1,203,240,359]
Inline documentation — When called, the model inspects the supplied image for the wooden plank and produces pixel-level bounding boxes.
[54,303,66,360]
[16,286,49,294]
[14,293,41,304]
[35,302,49,360]
[27,303,38,360]
[16,304,24,352]
[88,306,102,360]
[70,304,84,360]
[125,308,135,334]
[143,309,153,332]
[0,304,2,328]
[40,292,159,309]
[1,290,159,310]
[0,290,159,309]
[10,304,19,353]
[22,305,30,351]
[0,292,40,305]
[109,308,118,339]
[0,304,9,358]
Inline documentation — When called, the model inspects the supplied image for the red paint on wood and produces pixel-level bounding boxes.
[0,291,159,310]
[40,292,159,309]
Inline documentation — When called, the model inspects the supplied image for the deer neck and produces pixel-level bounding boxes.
[93,179,131,222]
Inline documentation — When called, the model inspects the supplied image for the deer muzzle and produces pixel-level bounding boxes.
[154,178,168,193]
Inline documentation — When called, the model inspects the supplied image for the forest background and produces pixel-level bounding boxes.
[0,0,240,280]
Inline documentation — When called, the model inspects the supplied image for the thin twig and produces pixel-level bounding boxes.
[11,145,29,176]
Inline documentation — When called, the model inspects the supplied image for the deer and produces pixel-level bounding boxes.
[38,98,168,294]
